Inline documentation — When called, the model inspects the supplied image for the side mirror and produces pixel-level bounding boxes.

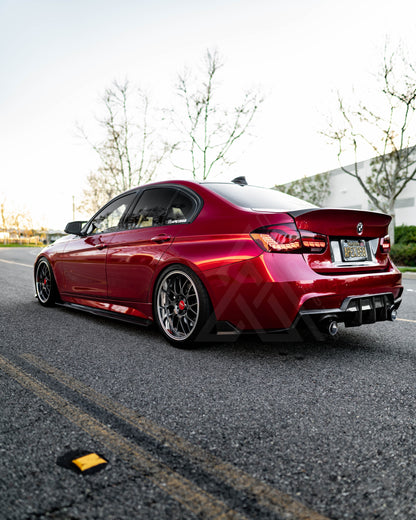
[64,221,87,235]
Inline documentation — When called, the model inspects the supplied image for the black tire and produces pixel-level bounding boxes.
[35,258,59,307]
[153,265,214,348]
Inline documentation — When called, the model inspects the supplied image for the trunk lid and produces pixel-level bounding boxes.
[289,208,392,274]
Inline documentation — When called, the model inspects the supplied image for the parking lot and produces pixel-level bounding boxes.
[1,247,415,519]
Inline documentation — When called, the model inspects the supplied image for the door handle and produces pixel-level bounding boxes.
[95,244,107,250]
[151,234,171,244]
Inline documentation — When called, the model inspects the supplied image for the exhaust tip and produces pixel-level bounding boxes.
[317,315,340,337]
[328,320,339,336]
[389,307,398,321]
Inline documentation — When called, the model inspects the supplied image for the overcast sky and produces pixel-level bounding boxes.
[1,0,416,228]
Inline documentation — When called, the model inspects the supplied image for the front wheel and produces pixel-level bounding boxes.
[35,258,59,306]
[153,266,213,348]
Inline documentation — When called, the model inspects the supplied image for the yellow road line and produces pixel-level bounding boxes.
[397,318,416,323]
[22,353,329,520]
[0,258,32,268]
[0,354,246,520]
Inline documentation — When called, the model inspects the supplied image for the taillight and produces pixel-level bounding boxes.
[250,224,327,254]
[299,230,327,253]
[380,235,391,253]
[251,224,302,252]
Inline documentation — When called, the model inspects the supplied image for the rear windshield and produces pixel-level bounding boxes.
[203,183,317,211]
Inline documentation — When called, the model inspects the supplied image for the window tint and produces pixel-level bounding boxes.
[166,190,197,224]
[125,188,197,229]
[87,193,136,235]
[204,183,317,211]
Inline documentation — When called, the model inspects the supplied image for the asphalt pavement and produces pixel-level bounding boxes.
[0,247,415,520]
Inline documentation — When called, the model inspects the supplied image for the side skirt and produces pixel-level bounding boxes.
[57,302,152,328]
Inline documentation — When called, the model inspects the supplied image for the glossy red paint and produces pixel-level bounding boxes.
[56,234,108,297]
[34,179,403,343]
[292,208,391,237]
[105,225,173,302]
[201,252,402,330]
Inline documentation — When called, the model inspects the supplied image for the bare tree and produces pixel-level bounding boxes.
[325,46,416,242]
[172,49,263,180]
[0,198,33,239]
[0,199,6,230]
[77,169,118,217]
[79,81,176,214]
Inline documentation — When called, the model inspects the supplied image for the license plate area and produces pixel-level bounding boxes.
[340,239,368,262]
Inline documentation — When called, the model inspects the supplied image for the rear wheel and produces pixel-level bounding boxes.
[35,258,59,306]
[154,265,212,347]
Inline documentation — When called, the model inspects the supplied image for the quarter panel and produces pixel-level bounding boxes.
[163,234,262,272]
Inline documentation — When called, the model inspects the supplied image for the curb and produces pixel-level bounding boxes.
[402,272,416,280]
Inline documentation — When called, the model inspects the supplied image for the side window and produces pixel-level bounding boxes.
[166,191,197,224]
[87,193,136,235]
[125,188,198,229]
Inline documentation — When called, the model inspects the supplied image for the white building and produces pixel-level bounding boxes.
[320,158,416,226]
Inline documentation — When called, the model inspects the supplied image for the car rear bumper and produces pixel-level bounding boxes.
[199,290,403,342]
[202,253,403,335]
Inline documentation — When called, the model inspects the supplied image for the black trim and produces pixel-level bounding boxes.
[287,208,322,218]
[57,302,152,327]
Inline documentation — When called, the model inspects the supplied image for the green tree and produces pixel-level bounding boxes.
[275,172,330,206]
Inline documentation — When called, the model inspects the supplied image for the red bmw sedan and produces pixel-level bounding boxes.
[34,178,402,347]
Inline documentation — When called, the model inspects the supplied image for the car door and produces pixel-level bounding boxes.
[106,186,199,303]
[60,192,136,299]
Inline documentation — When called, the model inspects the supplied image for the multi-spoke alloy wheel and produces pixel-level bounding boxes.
[35,258,58,306]
[154,266,211,347]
